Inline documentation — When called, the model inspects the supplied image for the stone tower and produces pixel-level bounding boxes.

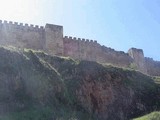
[45,24,63,55]
[128,48,147,74]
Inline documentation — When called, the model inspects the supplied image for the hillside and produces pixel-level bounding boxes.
[0,46,159,120]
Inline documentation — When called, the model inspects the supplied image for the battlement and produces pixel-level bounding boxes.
[145,57,160,76]
[0,20,159,76]
[101,45,129,57]
[145,57,154,61]
[64,36,98,44]
[128,47,143,53]
[0,20,44,31]
[145,57,160,63]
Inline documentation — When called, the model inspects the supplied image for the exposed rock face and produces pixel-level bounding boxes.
[0,46,160,120]
[70,62,159,120]
[0,47,64,114]
[39,53,160,120]
[76,74,134,119]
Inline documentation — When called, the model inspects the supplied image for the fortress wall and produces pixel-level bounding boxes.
[0,20,45,50]
[77,38,99,61]
[45,24,63,56]
[128,48,147,74]
[63,36,101,61]
[0,20,159,76]
[63,36,132,67]
[100,46,133,67]
[63,36,79,59]
[145,57,160,76]
[62,34,160,76]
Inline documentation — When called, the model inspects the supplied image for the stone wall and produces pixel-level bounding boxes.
[145,57,160,76]
[0,20,45,50]
[128,48,147,74]
[63,36,98,61]
[45,24,63,56]
[63,36,133,68]
[0,20,63,56]
[0,20,160,76]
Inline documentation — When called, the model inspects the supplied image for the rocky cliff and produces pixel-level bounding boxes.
[0,46,160,120]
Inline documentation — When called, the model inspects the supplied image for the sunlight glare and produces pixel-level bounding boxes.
[0,0,39,23]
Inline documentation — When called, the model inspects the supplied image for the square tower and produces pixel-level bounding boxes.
[45,24,63,56]
[128,48,147,74]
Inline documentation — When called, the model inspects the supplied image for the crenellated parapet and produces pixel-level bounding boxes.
[0,19,159,76]
[145,57,160,76]
[100,45,129,58]
[0,20,44,31]
[64,36,98,45]
[63,35,132,67]
[63,36,101,60]
[145,57,154,62]
[0,20,46,50]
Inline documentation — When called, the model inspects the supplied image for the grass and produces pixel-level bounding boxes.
[153,76,160,85]
[133,111,160,120]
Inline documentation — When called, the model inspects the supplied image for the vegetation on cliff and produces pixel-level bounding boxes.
[0,46,159,120]
[133,111,160,120]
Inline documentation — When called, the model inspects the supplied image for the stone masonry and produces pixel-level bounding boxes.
[128,48,147,74]
[0,20,159,76]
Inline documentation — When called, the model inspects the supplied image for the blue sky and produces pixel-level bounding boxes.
[0,0,159,60]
